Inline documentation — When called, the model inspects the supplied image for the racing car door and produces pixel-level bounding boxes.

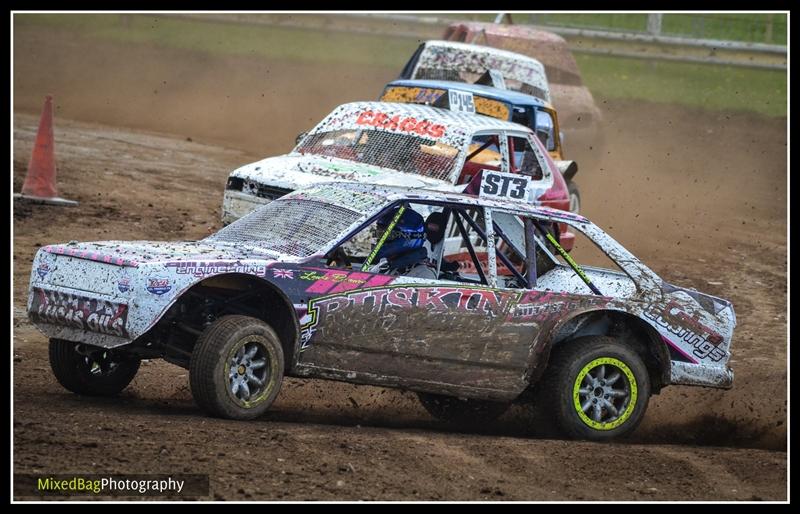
[295,201,536,400]
[507,131,554,200]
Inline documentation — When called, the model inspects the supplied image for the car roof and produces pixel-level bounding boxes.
[443,23,582,76]
[421,40,550,69]
[414,40,550,99]
[446,22,569,45]
[385,78,548,109]
[289,181,589,225]
[311,101,534,144]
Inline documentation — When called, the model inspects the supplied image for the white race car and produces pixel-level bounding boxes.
[221,101,574,248]
[29,182,734,440]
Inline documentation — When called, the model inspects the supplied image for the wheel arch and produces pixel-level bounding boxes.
[538,308,671,393]
[146,273,300,371]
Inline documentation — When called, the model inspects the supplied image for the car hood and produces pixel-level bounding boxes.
[661,281,736,327]
[229,153,455,191]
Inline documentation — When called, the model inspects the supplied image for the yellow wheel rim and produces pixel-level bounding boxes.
[572,357,638,431]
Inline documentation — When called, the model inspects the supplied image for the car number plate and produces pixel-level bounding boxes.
[448,90,475,113]
[479,170,533,202]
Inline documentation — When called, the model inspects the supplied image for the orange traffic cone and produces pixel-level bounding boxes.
[14,95,78,206]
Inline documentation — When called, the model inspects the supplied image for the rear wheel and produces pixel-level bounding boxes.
[417,392,509,426]
[49,339,140,396]
[189,315,284,420]
[540,336,650,441]
[567,181,581,214]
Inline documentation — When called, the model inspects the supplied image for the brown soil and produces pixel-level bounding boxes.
[13,25,787,501]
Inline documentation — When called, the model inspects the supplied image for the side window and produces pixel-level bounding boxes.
[529,218,638,298]
[490,210,561,290]
[458,134,503,187]
[535,110,556,152]
[466,134,502,168]
[509,136,543,179]
[511,107,530,128]
[440,207,490,286]
[324,202,436,281]
[399,43,424,79]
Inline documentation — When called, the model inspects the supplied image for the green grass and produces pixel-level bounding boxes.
[660,13,787,44]
[484,13,788,45]
[13,13,420,67]
[14,13,787,118]
[575,54,787,117]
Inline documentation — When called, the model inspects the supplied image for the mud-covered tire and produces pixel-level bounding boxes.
[49,339,140,396]
[567,181,581,214]
[417,392,509,426]
[540,336,650,441]
[189,315,284,420]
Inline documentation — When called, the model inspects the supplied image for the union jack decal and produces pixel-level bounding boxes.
[272,269,294,279]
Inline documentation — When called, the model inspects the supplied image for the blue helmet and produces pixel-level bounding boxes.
[375,207,426,262]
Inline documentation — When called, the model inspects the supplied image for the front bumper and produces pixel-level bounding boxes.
[28,285,134,349]
[669,361,734,389]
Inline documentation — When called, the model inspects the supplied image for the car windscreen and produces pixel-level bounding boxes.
[207,195,370,258]
[295,129,460,182]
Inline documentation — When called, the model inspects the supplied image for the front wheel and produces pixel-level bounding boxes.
[49,339,141,396]
[540,336,650,441]
[189,315,284,420]
[417,392,509,427]
[567,180,581,214]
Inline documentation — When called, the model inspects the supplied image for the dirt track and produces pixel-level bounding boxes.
[12,25,787,501]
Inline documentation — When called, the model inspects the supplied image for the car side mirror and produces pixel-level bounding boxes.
[553,160,578,182]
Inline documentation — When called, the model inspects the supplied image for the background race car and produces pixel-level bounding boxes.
[441,23,605,154]
[381,77,582,213]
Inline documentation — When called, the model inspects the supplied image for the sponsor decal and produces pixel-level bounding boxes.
[355,110,446,139]
[30,288,129,338]
[643,301,726,362]
[414,88,443,104]
[117,276,131,293]
[299,268,393,295]
[164,261,267,278]
[514,290,610,322]
[36,262,50,279]
[273,269,294,279]
[380,86,444,105]
[146,277,172,296]
[300,285,517,350]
